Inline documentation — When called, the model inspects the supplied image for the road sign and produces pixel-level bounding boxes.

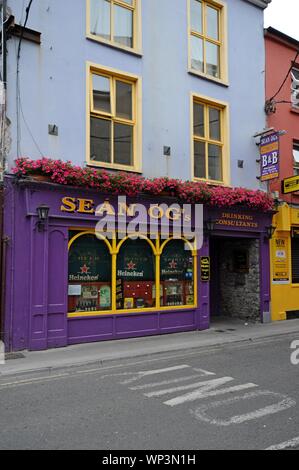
[282,175,299,194]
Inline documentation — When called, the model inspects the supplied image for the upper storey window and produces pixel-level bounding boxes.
[192,94,229,185]
[291,68,299,110]
[88,0,141,53]
[189,0,227,83]
[87,63,142,172]
[293,143,299,176]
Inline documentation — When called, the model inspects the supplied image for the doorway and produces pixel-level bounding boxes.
[209,237,261,322]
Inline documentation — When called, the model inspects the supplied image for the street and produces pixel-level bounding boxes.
[0,334,298,450]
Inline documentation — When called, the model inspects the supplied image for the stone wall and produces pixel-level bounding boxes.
[218,239,260,320]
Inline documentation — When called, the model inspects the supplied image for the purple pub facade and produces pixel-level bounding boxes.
[3,175,273,352]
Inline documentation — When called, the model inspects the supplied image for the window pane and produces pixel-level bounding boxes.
[194,103,205,137]
[116,239,156,310]
[194,141,206,179]
[160,240,195,307]
[208,144,222,181]
[90,117,111,163]
[206,6,219,40]
[114,123,133,166]
[206,41,220,78]
[68,235,112,313]
[90,0,111,41]
[292,68,299,80]
[293,145,299,164]
[294,144,299,174]
[190,0,202,34]
[209,108,221,141]
[116,81,133,120]
[191,36,204,72]
[114,4,133,48]
[292,70,299,108]
[92,74,111,113]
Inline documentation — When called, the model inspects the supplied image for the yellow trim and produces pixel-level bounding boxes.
[187,0,228,84]
[190,92,230,185]
[116,233,158,255]
[86,0,142,55]
[68,230,113,254]
[159,237,197,256]
[68,304,196,319]
[86,62,142,173]
[67,230,198,318]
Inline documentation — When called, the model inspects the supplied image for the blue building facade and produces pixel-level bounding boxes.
[5,0,269,187]
[1,0,275,352]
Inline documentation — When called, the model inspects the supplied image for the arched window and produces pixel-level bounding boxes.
[68,233,112,313]
[116,238,156,310]
[160,239,195,307]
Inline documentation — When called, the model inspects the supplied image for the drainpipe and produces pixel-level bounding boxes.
[2,0,7,88]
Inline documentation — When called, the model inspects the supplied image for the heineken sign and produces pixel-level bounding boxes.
[161,240,193,281]
[117,239,155,280]
[68,235,111,282]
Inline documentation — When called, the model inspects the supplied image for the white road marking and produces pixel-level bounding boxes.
[121,365,191,384]
[266,436,299,450]
[192,390,296,426]
[0,373,71,389]
[193,368,215,376]
[164,382,258,406]
[145,377,234,398]
[130,372,215,391]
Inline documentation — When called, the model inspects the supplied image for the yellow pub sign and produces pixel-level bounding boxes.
[282,175,299,194]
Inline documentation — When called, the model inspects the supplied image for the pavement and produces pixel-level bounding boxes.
[1,317,299,378]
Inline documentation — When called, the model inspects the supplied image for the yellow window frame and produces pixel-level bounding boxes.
[188,0,228,85]
[86,0,142,55]
[67,230,198,318]
[191,92,230,185]
[87,62,142,172]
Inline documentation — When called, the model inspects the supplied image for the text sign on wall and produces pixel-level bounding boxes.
[282,175,299,194]
[272,237,290,285]
[200,257,210,282]
[260,132,280,182]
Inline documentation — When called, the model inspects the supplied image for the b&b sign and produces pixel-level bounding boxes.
[260,132,280,182]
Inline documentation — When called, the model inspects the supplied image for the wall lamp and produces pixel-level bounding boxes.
[36,204,50,232]
[204,219,216,237]
[266,225,276,240]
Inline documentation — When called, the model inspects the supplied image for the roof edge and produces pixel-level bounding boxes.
[265,27,299,50]
[244,0,271,9]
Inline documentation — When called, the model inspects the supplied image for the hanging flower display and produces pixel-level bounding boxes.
[12,157,274,212]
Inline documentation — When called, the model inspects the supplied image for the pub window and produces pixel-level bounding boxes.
[88,0,140,52]
[193,97,227,183]
[160,240,195,307]
[68,232,197,317]
[88,65,141,172]
[116,238,156,309]
[291,233,299,284]
[68,233,112,313]
[189,0,226,82]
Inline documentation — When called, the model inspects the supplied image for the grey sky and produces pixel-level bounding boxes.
[264,0,299,41]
